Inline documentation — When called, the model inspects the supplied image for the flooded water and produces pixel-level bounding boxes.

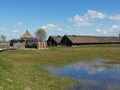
[45,59,120,90]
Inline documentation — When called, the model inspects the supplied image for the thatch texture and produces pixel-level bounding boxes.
[61,35,120,46]
[20,31,33,39]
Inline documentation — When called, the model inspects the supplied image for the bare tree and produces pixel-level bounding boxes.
[0,35,6,42]
[35,28,47,42]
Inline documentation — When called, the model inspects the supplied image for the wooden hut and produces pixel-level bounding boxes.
[20,31,38,48]
[60,35,120,46]
[10,31,38,49]
[47,36,63,46]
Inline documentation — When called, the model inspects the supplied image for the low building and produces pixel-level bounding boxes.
[47,36,63,46]
[60,35,120,46]
[10,31,48,49]
[10,31,38,49]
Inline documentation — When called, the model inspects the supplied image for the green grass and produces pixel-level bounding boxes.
[0,45,120,90]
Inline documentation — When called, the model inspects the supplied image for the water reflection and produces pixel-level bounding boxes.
[45,59,120,90]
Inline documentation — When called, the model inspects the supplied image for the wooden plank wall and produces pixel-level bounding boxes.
[37,42,48,50]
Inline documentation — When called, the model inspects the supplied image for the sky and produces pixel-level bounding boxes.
[0,0,120,40]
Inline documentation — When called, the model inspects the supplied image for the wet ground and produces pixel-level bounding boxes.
[45,58,120,90]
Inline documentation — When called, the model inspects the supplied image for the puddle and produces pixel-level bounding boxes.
[44,59,120,90]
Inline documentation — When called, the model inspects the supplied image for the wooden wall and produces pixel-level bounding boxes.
[37,42,48,50]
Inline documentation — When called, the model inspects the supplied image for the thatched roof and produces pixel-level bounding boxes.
[20,31,33,39]
[65,35,120,44]
[48,36,63,44]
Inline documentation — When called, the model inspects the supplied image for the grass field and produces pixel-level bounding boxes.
[0,45,120,90]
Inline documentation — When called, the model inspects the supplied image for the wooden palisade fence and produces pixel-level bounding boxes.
[37,42,48,50]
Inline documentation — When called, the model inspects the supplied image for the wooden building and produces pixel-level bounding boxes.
[47,36,63,46]
[60,35,120,46]
[10,31,48,49]
[10,31,38,48]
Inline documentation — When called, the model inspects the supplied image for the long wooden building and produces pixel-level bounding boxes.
[47,36,63,46]
[60,35,120,46]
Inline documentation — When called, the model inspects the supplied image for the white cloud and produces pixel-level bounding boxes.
[74,15,87,23]
[96,25,120,34]
[96,28,102,33]
[68,18,72,22]
[10,21,23,33]
[109,25,120,32]
[12,25,16,27]
[12,24,19,33]
[65,30,71,33]
[86,10,106,19]
[96,28,108,34]
[57,28,63,31]
[72,14,93,27]
[11,29,18,33]
[41,24,60,30]
[69,10,106,28]
[109,14,120,21]
[17,22,23,26]
[7,33,20,40]
[0,28,6,31]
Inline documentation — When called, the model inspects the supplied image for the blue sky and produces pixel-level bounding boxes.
[0,0,120,40]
